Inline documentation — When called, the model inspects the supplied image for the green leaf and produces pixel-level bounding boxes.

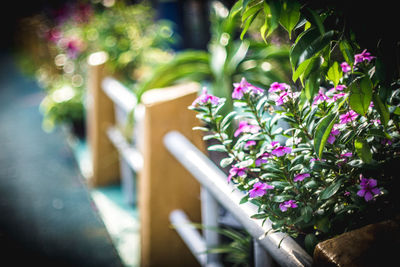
[220,157,234,168]
[304,234,318,255]
[315,217,331,233]
[354,138,372,163]
[272,195,293,203]
[251,213,267,219]
[208,144,227,152]
[319,180,342,200]
[326,61,342,87]
[301,206,313,223]
[349,77,373,115]
[221,111,237,131]
[239,194,249,204]
[372,92,390,127]
[339,40,354,64]
[297,30,334,67]
[314,112,337,158]
[290,27,320,69]
[302,7,325,35]
[305,72,319,101]
[279,0,301,39]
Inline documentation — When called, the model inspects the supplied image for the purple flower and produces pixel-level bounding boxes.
[357,175,381,202]
[191,87,221,107]
[249,182,274,198]
[381,139,392,146]
[340,152,353,158]
[232,77,264,99]
[234,121,260,137]
[255,153,270,166]
[271,146,292,157]
[344,191,351,196]
[294,173,310,182]
[327,127,340,144]
[313,89,330,105]
[339,110,358,124]
[336,85,347,91]
[279,200,298,212]
[340,62,351,73]
[227,166,247,182]
[354,49,375,64]
[268,82,289,93]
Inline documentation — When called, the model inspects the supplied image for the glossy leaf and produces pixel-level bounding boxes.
[354,138,372,163]
[301,206,313,223]
[302,7,325,35]
[290,28,320,69]
[349,77,373,115]
[305,234,318,254]
[326,61,342,87]
[339,40,354,64]
[372,92,389,127]
[314,112,337,158]
[319,180,342,200]
[279,0,301,39]
[297,30,334,68]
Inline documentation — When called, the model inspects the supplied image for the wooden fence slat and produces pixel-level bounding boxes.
[138,82,204,267]
[86,52,120,187]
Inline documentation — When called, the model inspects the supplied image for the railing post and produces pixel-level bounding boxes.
[201,187,221,265]
[86,52,120,187]
[138,82,205,267]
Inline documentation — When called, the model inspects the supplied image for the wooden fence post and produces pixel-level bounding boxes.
[86,52,120,187]
[138,82,205,267]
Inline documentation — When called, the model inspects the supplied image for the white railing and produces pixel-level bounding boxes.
[101,76,143,205]
[164,131,313,267]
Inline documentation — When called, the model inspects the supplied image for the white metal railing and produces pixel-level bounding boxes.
[164,131,313,267]
[102,76,142,205]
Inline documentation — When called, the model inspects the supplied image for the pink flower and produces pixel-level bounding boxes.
[339,110,358,124]
[234,121,260,137]
[244,140,257,148]
[357,175,380,202]
[268,82,289,93]
[340,152,353,158]
[45,28,62,43]
[313,89,330,105]
[66,39,82,59]
[336,85,347,91]
[294,173,310,182]
[271,146,292,157]
[191,87,221,107]
[310,158,326,162]
[354,49,375,64]
[232,77,264,99]
[249,182,274,198]
[340,62,351,73]
[279,200,298,212]
[327,127,340,144]
[255,152,270,166]
[227,166,247,182]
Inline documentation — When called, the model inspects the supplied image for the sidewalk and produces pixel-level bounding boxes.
[0,52,124,267]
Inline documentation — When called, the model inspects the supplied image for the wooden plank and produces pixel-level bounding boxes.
[86,52,120,187]
[138,82,205,267]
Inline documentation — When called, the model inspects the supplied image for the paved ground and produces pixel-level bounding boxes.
[0,52,123,267]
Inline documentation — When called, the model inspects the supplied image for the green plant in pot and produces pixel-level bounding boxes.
[189,0,400,255]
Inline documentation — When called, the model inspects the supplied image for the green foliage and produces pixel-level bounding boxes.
[190,0,400,254]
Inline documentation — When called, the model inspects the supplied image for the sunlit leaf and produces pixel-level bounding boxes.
[314,112,337,158]
[354,138,372,163]
[326,61,342,87]
[372,92,389,127]
[279,0,301,39]
[349,77,373,115]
